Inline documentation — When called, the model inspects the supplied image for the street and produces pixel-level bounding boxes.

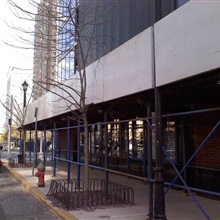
[0,150,20,161]
[0,165,60,220]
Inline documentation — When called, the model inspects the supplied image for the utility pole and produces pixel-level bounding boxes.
[7,95,13,160]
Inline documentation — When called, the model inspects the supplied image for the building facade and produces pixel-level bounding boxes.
[4,67,32,132]
[27,0,220,202]
[58,0,78,81]
[32,0,58,100]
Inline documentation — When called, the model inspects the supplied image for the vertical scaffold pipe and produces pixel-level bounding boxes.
[52,122,57,177]
[77,119,81,187]
[43,123,47,165]
[104,112,109,193]
[153,87,167,220]
[147,102,153,219]
[67,119,71,182]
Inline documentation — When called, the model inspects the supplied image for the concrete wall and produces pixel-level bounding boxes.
[25,27,154,124]
[86,27,154,103]
[155,1,220,86]
[25,1,220,125]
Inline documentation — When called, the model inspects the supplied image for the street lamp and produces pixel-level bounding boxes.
[21,80,28,164]
[22,80,28,108]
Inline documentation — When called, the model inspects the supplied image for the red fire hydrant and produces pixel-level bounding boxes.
[35,162,45,187]
[0,160,3,170]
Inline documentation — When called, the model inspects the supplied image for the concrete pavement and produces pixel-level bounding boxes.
[2,160,220,220]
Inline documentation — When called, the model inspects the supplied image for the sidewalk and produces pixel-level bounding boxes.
[3,160,220,220]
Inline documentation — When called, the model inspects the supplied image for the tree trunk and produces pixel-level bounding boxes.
[83,112,89,191]
[22,128,26,164]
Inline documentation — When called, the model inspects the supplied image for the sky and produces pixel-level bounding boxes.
[0,0,35,132]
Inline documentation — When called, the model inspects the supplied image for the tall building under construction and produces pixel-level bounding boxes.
[32,0,58,100]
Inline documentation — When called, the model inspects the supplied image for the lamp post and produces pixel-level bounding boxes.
[22,80,28,108]
[22,80,28,164]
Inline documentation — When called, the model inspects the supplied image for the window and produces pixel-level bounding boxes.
[164,121,176,161]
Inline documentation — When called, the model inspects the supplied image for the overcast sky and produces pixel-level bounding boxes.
[0,0,34,132]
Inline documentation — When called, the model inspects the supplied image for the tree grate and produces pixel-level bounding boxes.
[47,178,134,210]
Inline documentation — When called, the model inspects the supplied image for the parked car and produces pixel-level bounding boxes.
[4,145,15,151]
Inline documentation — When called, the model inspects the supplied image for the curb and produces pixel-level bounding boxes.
[4,164,78,220]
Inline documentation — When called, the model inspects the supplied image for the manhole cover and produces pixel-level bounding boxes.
[99,216,110,219]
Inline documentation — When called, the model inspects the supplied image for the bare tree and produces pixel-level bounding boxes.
[0,91,32,163]
[6,0,117,190]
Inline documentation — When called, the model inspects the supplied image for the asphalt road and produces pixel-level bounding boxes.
[0,166,60,220]
[0,150,20,161]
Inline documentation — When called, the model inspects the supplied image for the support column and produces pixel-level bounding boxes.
[32,107,38,176]
[38,131,44,161]
[104,112,109,192]
[43,123,47,164]
[52,122,57,177]
[67,119,71,182]
[147,102,153,219]
[77,119,81,186]
[153,87,166,220]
